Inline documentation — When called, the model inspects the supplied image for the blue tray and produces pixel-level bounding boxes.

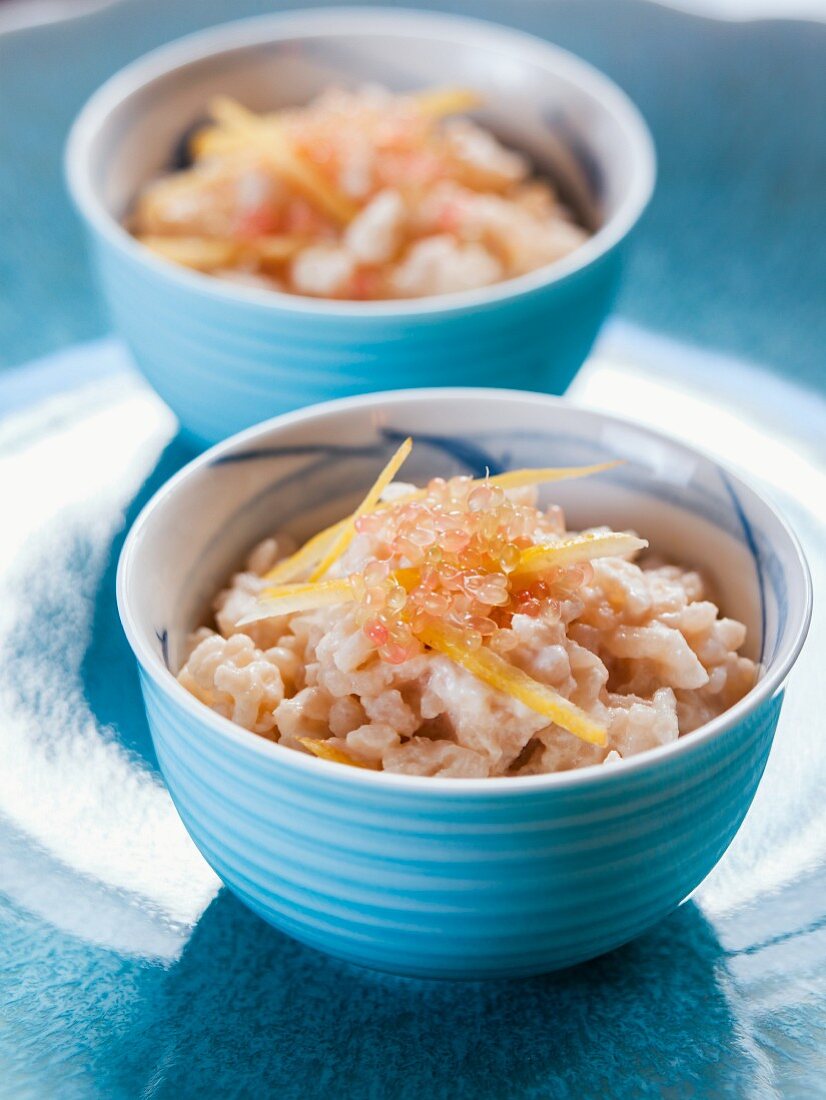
[1,1,824,1097]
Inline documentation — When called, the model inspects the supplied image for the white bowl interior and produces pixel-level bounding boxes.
[120,391,807,693]
[76,10,650,234]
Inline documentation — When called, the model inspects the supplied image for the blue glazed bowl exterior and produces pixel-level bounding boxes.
[141,672,782,979]
[92,232,622,447]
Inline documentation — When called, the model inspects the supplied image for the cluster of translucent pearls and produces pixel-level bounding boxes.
[351,475,587,664]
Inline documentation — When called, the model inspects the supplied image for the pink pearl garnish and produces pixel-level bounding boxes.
[346,465,582,653]
[365,620,389,645]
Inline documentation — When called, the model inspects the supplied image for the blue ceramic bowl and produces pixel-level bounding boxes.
[66,8,655,448]
[117,389,811,979]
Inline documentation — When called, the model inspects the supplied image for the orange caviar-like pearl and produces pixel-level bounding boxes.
[365,620,389,645]
[351,475,589,653]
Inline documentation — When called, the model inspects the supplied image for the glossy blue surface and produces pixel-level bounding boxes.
[1,0,825,1096]
[2,310,824,1099]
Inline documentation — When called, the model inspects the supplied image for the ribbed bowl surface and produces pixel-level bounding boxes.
[143,673,781,979]
[95,238,620,447]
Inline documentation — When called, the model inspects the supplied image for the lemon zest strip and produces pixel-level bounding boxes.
[195,86,482,160]
[297,738,372,768]
[484,460,623,490]
[385,461,623,507]
[308,437,414,581]
[237,578,355,625]
[263,517,351,584]
[207,96,358,224]
[243,567,420,626]
[139,233,305,272]
[418,623,607,747]
[138,235,242,271]
[512,533,648,580]
[413,87,484,118]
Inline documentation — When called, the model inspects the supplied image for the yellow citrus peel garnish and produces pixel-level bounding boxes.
[263,517,351,584]
[393,460,623,507]
[263,459,622,584]
[413,86,484,119]
[138,233,306,273]
[207,96,358,225]
[253,235,308,265]
[242,567,422,626]
[512,532,648,582]
[189,125,231,159]
[194,86,481,159]
[138,235,242,271]
[238,577,355,626]
[297,738,372,768]
[307,437,414,581]
[417,622,608,747]
[483,461,622,490]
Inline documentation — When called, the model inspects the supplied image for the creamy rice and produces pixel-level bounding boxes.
[177,461,757,778]
[130,85,589,301]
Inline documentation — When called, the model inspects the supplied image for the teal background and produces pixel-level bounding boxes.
[0,2,824,1098]
[2,0,825,390]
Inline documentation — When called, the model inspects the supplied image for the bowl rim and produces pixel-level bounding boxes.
[117,386,813,795]
[65,5,656,319]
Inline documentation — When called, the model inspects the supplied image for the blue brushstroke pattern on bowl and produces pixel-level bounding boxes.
[116,389,811,978]
[66,9,655,447]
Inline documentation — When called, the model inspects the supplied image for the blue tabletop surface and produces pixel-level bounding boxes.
[2,0,825,390]
[1,2,825,1098]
